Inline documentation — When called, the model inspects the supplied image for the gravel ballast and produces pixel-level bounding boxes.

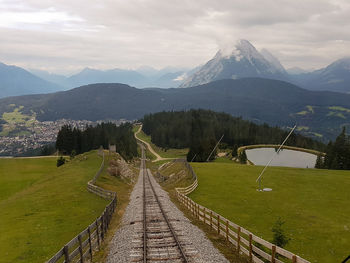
[106,168,229,263]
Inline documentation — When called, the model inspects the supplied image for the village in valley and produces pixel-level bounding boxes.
[0,119,126,156]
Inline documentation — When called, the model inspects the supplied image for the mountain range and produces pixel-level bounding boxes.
[1,78,350,141]
[1,39,349,98]
[0,62,189,98]
[291,57,350,93]
[0,62,62,98]
[179,39,350,93]
[29,66,188,90]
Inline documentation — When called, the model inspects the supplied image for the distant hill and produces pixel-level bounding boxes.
[287,67,311,75]
[30,66,189,89]
[28,69,71,89]
[67,68,148,88]
[1,78,350,141]
[0,62,63,98]
[291,57,350,93]
[180,39,288,88]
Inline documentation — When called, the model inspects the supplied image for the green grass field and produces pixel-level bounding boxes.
[0,105,36,136]
[0,152,109,263]
[189,162,350,262]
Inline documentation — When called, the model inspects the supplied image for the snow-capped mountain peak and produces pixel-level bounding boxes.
[180,39,288,88]
[219,39,261,62]
[260,48,286,74]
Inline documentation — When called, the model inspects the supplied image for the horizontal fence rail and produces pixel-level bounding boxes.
[175,160,310,263]
[47,151,117,263]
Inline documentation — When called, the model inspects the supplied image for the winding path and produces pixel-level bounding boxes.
[134,125,174,163]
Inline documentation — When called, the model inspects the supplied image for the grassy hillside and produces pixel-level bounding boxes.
[189,162,350,262]
[134,125,188,160]
[90,152,136,262]
[0,152,109,263]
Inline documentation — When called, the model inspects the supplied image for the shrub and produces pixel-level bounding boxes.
[56,156,66,167]
[70,150,76,160]
[272,217,290,248]
[238,150,247,164]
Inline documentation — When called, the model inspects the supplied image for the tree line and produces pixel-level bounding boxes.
[315,127,350,170]
[141,110,325,162]
[56,122,138,160]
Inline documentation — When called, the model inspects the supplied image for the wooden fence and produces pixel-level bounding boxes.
[175,161,310,263]
[47,151,117,263]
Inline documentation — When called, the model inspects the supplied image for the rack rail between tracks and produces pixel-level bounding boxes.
[139,146,191,263]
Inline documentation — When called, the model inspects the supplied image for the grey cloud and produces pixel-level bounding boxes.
[0,0,349,72]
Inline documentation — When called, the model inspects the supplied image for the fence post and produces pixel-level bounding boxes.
[249,234,253,262]
[88,226,93,260]
[217,215,220,234]
[237,227,241,254]
[78,234,84,263]
[226,220,229,241]
[292,255,297,263]
[63,245,70,263]
[106,207,110,227]
[108,205,111,226]
[96,219,100,248]
[101,214,105,240]
[108,205,112,226]
[105,210,108,232]
[210,211,213,228]
[204,207,206,224]
[271,245,276,263]
[105,210,108,231]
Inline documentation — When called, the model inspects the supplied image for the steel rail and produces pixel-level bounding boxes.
[142,146,147,263]
[143,165,189,263]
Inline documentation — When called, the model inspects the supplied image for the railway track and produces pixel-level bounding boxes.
[131,147,197,262]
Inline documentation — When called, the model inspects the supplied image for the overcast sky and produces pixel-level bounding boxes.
[0,0,349,75]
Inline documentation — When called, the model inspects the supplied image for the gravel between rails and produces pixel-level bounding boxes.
[106,168,229,263]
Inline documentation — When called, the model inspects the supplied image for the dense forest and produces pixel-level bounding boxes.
[316,127,350,170]
[56,122,138,160]
[142,110,325,162]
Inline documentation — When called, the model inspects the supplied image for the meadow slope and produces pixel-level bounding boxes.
[0,152,108,263]
[189,162,350,262]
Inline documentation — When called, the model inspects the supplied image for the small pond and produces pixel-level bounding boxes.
[245,148,317,168]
